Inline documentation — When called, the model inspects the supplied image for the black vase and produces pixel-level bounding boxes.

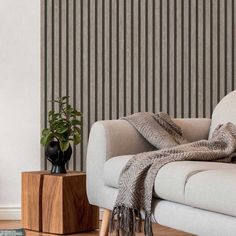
[45,141,72,174]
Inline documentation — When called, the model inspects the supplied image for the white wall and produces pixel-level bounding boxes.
[0,0,40,219]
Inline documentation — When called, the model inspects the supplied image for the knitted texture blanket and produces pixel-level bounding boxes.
[110,112,236,236]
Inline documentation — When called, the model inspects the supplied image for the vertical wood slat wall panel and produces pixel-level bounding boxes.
[41,0,236,171]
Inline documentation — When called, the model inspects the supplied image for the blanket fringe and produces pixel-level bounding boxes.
[144,212,153,236]
[110,205,153,236]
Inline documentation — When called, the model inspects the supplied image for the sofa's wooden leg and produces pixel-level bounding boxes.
[100,209,111,236]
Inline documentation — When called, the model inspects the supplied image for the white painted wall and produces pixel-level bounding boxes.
[0,0,40,219]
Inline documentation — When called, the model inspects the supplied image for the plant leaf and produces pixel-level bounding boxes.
[40,131,53,145]
[74,127,81,133]
[42,96,82,149]
[52,113,60,119]
[71,109,83,116]
[42,128,50,136]
[72,110,82,116]
[74,132,81,145]
[71,119,82,126]
[56,127,68,134]
[54,133,66,141]
[62,96,69,100]
[59,140,70,152]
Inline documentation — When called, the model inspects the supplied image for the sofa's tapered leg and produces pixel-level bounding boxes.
[100,209,111,236]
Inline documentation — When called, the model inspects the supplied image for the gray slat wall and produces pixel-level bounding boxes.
[41,0,236,171]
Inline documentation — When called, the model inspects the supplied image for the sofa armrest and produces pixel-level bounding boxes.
[86,120,154,206]
[90,120,155,160]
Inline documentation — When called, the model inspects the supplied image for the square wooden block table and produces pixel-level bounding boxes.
[22,171,99,234]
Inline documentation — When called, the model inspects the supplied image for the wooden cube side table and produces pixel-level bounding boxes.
[22,171,99,234]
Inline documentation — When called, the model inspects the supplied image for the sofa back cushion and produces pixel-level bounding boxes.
[173,118,211,142]
[209,90,236,139]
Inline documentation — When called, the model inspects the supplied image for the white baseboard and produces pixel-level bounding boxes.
[0,206,21,220]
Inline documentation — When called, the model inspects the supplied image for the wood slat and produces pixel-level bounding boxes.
[219,0,226,100]
[183,0,190,118]
[111,0,118,119]
[161,0,168,114]
[133,0,139,114]
[154,0,161,114]
[198,0,204,118]
[147,0,153,112]
[82,0,89,170]
[190,0,197,118]
[205,0,211,118]
[68,0,75,170]
[226,0,233,93]
[46,0,53,170]
[104,0,110,120]
[176,0,182,118]
[212,0,219,109]
[118,0,125,116]
[168,0,175,117]
[75,0,82,171]
[125,0,132,115]
[96,0,103,121]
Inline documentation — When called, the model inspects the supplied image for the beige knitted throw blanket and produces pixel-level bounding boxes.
[110,112,236,236]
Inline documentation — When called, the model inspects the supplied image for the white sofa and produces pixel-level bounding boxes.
[87,90,236,236]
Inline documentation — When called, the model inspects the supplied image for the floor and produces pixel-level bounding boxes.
[0,221,193,236]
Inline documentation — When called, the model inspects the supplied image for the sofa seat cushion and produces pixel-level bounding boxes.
[104,156,236,216]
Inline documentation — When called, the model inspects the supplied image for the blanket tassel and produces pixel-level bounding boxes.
[110,205,153,236]
[144,212,153,236]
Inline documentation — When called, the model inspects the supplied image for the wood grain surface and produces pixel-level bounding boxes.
[22,172,99,234]
[41,172,99,234]
[0,221,194,236]
[21,172,47,231]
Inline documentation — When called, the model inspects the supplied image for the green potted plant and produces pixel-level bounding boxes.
[41,96,82,174]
